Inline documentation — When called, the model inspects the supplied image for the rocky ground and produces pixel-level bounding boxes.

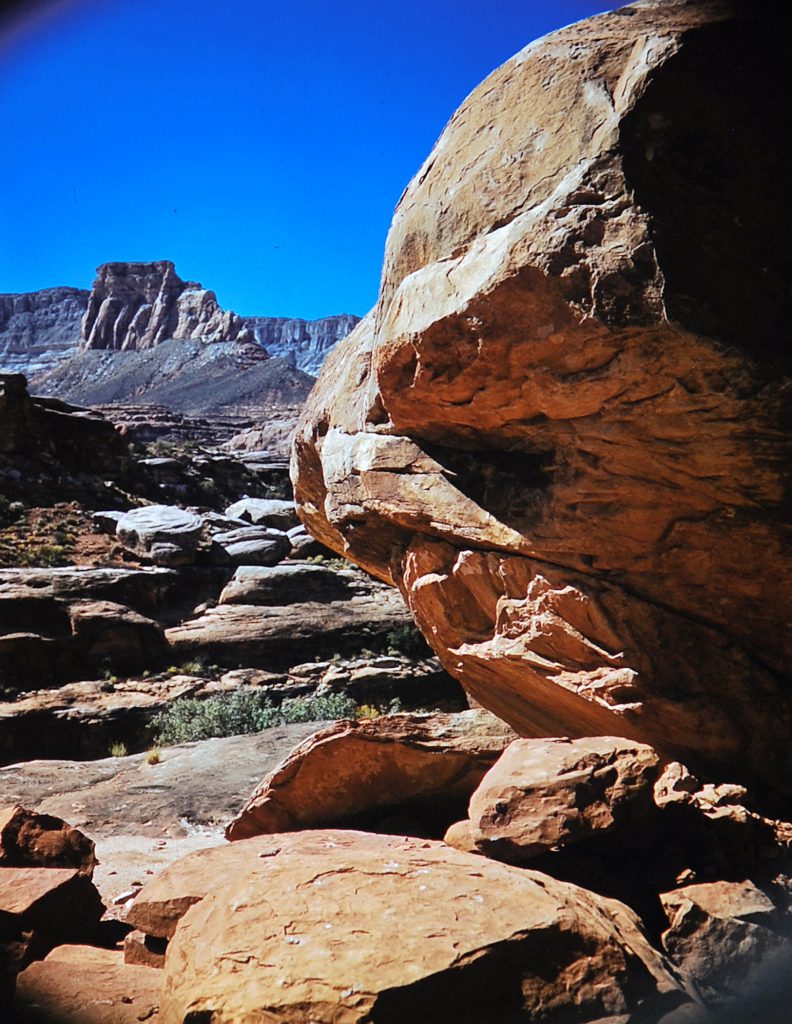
[3,0,791,1020]
[0,370,468,1018]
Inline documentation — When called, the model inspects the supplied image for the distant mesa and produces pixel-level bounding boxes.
[80,260,254,352]
[0,259,359,381]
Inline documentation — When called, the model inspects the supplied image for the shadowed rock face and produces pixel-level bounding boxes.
[292,1,792,794]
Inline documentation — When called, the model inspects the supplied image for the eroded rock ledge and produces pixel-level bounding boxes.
[292,0,792,794]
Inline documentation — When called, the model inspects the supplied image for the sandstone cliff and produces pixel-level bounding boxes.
[0,287,87,376]
[247,314,360,374]
[293,0,792,795]
[81,261,254,352]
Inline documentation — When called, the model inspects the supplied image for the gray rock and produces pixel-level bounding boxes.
[91,510,125,535]
[219,564,352,606]
[224,498,298,530]
[211,525,292,567]
[117,505,204,566]
[286,523,331,558]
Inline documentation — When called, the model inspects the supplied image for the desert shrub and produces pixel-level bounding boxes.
[356,698,403,720]
[108,741,128,757]
[386,622,430,659]
[151,690,358,746]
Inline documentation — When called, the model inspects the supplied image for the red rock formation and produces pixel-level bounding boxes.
[225,709,516,840]
[292,1,792,794]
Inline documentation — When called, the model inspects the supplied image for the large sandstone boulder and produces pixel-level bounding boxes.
[225,709,516,840]
[291,1,792,794]
[158,830,694,1023]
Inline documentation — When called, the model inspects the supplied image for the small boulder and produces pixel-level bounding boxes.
[210,525,292,567]
[117,505,203,566]
[224,498,298,530]
[287,523,333,558]
[660,880,792,1010]
[0,806,96,874]
[123,929,167,970]
[218,563,352,606]
[0,866,105,947]
[459,736,661,863]
[91,510,125,536]
[225,709,517,841]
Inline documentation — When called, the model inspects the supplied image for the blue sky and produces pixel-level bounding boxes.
[0,0,622,319]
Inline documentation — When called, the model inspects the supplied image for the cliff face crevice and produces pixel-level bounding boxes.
[292,0,792,795]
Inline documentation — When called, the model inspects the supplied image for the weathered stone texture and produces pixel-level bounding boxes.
[292,0,792,793]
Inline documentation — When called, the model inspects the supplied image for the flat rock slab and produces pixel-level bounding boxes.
[14,945,161,1023]
[0,567,178,610]
[226,709,516,840]
[218,562,353,606]
[165,591,412,670]
[0,725,325,909]
[158,829,692,1024]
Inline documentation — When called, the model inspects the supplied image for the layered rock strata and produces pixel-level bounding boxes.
[292,0,792,794]
[81,261,253,352]
[0,287,87,376]
[247,313,360,374]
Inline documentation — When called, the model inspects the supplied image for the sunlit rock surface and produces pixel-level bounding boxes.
[292,0,792,794]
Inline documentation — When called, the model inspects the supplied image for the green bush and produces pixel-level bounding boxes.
[150,690,358,746]
[386,622,430,659]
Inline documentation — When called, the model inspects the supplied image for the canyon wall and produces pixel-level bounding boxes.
[247,315,360,375]
[0,287,88,376]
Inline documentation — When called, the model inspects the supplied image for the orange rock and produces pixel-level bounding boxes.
[123,930,166,970]
[159,829,694,1023]
[225,709,516,841]
[660,880,792,1010]
[460,736,660,863]
[0,867,104,944]
[292,0,792,793]
[0,806,96,874]
[14,945,161,1023]
[125,836,283,939]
